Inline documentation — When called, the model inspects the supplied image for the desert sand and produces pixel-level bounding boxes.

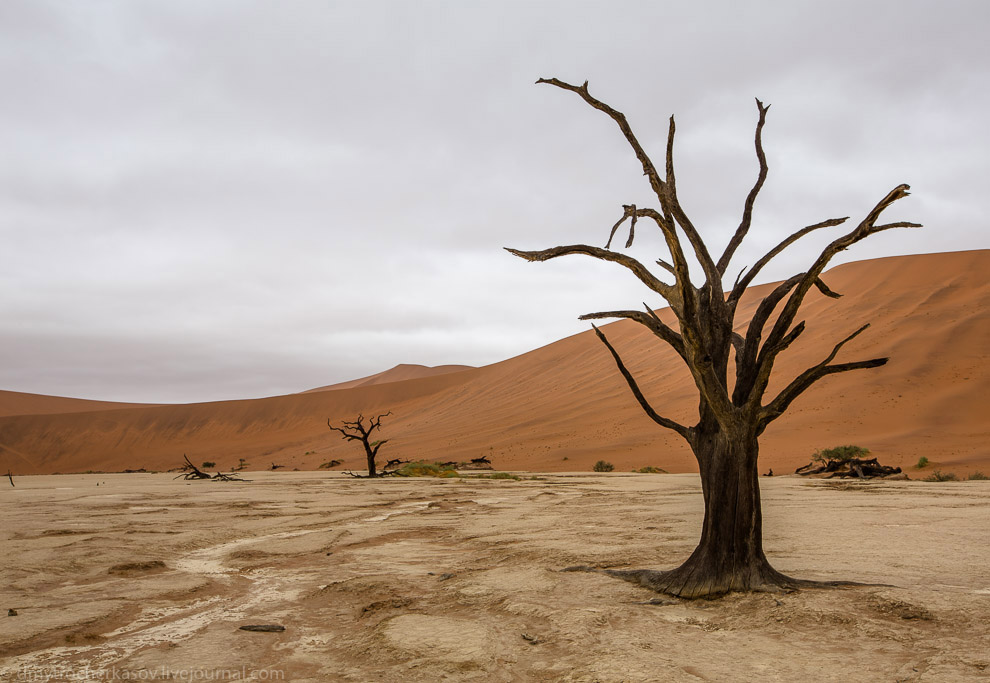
[1,250,988,479]
[1,471,988,681]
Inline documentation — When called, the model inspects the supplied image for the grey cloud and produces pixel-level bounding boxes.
[2,0,987,402]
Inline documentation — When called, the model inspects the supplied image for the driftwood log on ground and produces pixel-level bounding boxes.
[795,457,902,479]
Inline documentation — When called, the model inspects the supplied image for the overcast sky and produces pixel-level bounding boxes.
[1,0,987,403]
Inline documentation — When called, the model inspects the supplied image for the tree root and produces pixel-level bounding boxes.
[562,565,894,599]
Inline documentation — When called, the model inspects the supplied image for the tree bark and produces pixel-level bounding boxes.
[365,445,378,478]
[512,78,917,598]
[607,424,794,598]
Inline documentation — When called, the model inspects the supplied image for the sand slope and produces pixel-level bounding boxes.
[0,390,149,418]
[0,250,987,476]
[301,363,474,393]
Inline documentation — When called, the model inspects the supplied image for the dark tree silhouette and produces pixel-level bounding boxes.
[507,78,920,598]
[328,412,392,478]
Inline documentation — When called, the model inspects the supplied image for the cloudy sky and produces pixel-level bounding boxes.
[1,1,987,403]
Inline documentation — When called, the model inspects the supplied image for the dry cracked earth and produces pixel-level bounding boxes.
[1,472,988,681]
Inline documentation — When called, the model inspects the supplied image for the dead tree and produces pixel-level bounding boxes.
[328,412,393,478]
[175,454,212,480]
[6,470,13,487]
[175,455,246,481]
[508,78,920,598]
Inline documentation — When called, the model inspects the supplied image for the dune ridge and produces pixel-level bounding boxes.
[0,250,987,476]
[301,363,474,393]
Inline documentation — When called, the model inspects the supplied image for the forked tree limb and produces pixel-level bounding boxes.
[751,187,920,403]
[758,324,884,428]
[662,115,723,296]
[728,217,849,303]
[590,325,691,441]
[578,309,685,359]
[505,245,678,304]
[534,78,706,307]
[718,99,771,275]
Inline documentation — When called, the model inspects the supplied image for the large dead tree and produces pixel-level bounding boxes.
[328,412,392,478]
[507,78,920,598]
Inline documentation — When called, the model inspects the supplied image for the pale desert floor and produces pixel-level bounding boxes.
[1,472,988,682]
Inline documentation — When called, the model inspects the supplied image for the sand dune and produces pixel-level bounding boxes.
[301,363,474,393]
[0,250,987,476]
[0,390,150,418]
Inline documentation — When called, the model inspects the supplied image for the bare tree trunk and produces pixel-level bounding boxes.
[606,421,794,598]
[365,445,378,478]
[510,77,918,598]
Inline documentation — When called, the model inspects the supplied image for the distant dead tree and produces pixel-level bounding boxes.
[508,78,920,598]
[328,412,393,478]
[175,455,245,482]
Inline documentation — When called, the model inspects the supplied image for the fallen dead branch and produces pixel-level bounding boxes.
[174,455,248,482]
[795,457,902,479]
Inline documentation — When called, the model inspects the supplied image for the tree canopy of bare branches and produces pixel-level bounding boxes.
[328,412,393,478]
[508,78,920,598]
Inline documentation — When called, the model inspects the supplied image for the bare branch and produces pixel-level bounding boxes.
[761,186,919,364]
[814,278,841,298]
[536,78,666,199]
[655,258,675,275]
[590,325,691,441]
[579,310,685,359]
[760,325,885,428]
[663,115,723,295]
[534,78,700,311]
[505,245,677,304]
[729,217,849,302]
[718,98,770,275]
[604,204,644,250]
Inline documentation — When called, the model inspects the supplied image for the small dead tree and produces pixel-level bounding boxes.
[328,412,393,478]
[174,455,245,481]
[508,78,920,598]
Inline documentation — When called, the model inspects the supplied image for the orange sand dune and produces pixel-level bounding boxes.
[0,390,151,418]
[302,363,474,393]
[0,250,987,476]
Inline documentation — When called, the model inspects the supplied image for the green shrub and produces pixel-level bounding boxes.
[393,461,459,478]
[967,471,989,481]
[924,470,959,482]
[593,460,615,472]
[811,445,870,464]
[633,466,667,474]
[915,456,930,469]
[476,472,521,481]
[201,461,216,469]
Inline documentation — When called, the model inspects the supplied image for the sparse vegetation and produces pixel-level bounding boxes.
[201,461,216,469]
[811,445,870,464]
[924,470,959,482]
[593,460,615,473]
[915,456,930,468]
[634,466,667,474]
[318,459,343,469]
[480,472,522,481]
[966,471,988,481]
[393,461,459,478]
